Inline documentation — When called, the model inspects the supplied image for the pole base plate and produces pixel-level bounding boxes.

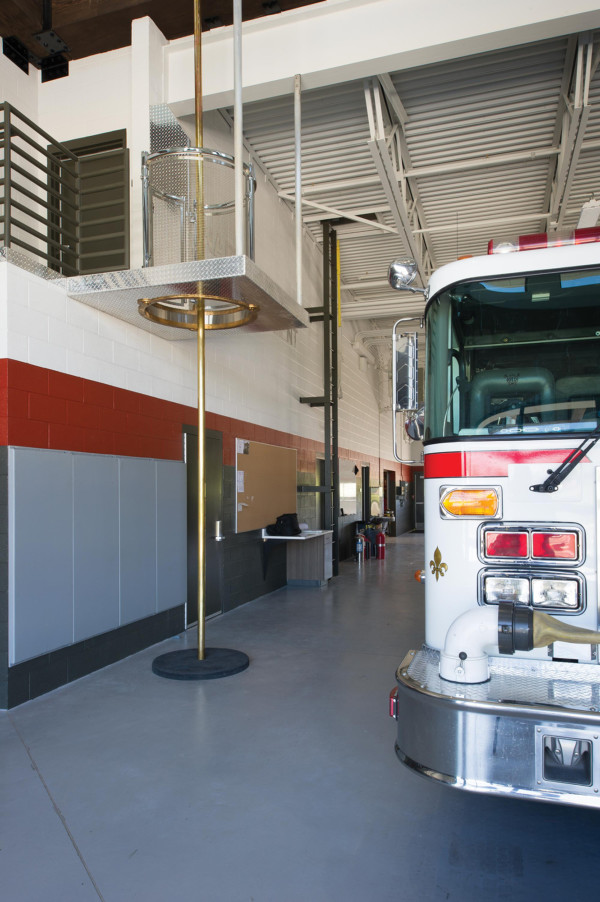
[152,647,249,680]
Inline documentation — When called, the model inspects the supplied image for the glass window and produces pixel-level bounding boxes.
[425,268,600,441]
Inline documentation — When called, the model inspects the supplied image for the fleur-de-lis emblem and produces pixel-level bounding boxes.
[429,547,448,581]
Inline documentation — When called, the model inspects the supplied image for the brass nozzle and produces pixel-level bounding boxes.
[532,612,600,649]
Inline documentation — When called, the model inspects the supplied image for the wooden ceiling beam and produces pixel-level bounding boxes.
[0,1,43,37]
[0,0,324,63]
[53,1,150,29]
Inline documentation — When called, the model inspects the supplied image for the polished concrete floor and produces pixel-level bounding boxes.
[3,534,600,901]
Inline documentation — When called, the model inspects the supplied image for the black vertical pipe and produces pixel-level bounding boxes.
[330,227,340,575]
[322,222,332,532]
[42,0,52,32]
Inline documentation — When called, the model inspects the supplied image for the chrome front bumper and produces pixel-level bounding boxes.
[393,646,600,807]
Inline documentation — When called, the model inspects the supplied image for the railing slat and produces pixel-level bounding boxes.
[1,103,80,274]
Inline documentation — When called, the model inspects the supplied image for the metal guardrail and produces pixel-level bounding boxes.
[0,101,80,275]
[141,147,255,267]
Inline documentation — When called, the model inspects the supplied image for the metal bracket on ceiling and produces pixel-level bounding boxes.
[2,34,68,81]
[2,0,69,81]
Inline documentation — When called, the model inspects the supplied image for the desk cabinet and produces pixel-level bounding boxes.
[287,531,333,586]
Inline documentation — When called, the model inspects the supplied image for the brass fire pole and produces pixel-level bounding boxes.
[146,0,254,679]
[194,0,206,661]
[197,296,206,659]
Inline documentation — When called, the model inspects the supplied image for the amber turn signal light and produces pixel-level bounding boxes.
[441,489,499,517]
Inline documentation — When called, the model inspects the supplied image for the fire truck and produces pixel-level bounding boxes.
[388,230,600,807]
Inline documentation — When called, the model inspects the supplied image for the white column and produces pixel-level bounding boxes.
[130,17,168,268]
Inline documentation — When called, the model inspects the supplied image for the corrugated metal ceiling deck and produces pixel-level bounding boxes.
[232,32,600,345]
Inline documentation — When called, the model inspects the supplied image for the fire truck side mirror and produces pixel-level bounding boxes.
[388,259,427,296]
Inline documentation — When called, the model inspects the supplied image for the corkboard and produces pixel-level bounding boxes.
[235,439,297,533]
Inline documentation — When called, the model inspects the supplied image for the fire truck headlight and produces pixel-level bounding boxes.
[484,576,529,605]
[531,578,579,609]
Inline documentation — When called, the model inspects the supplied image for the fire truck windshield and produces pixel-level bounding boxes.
[424,267,600,441]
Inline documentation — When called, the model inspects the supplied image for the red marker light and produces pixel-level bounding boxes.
[485,531,528,558]
[532,532,578,560]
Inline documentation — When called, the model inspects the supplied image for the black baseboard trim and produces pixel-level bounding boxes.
[5,605,185,709]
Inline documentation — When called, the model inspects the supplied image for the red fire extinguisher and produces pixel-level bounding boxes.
[376,531,385,560]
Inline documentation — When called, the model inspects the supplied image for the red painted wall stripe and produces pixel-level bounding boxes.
[424,449,584,479]
[0,360,417,481]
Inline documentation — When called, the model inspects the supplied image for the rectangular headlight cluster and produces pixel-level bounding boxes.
[482,572,583,612]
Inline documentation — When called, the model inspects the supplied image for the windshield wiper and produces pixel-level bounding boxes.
[529,427,600,493]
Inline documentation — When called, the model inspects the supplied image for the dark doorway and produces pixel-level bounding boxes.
[383,469,395,514]
[184,427,223,624]
[316,458,325,528]
[414,472,424,531]
[361,465,370,521]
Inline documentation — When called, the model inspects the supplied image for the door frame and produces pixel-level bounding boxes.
[183,425,224,626]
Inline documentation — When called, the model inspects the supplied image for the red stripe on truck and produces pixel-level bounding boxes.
[424,449,585,478]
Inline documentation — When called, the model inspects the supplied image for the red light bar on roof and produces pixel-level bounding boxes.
[488,227,600,255]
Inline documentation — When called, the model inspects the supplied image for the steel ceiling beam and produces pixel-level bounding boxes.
[377,73,436,272]
[364,77,432,281]
[278,192,398,234]
[299,145,564,197]
[367,137,427,282]
[340,300,424,320]
[549,33,595,228]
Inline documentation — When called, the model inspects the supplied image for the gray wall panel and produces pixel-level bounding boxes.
[73,454,120,641]
[9,449,187,666]
[156,460,186,613]
[0,447,9,708]
[11,449,74,664]
[119,458,157,624]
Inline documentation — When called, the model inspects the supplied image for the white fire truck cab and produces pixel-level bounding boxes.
[389,230,600,807]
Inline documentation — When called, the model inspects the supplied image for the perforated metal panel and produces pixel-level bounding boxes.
[143,148,253,266]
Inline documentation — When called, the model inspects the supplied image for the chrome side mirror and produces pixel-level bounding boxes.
[405,408,425,442]
[388,258,427,296]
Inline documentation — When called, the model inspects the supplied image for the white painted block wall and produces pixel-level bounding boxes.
[0,52,38,119]
[1,16,396,464]
[0,259,395,461]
